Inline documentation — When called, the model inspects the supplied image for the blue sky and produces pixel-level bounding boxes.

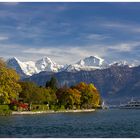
[0,2,140,64]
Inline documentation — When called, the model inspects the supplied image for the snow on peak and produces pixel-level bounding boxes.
[77,56,104,66]
[66,56,108,72]
[7,56,139,76]
[35,56,63,72]
[11,57,19,61]
[109,60,129,67]
[7,57,37,76]
[109,60,140,68]
[7,56,64,76]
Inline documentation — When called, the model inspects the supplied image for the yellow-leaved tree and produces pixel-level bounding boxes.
[75,82,101,109]
[0,59,22,104]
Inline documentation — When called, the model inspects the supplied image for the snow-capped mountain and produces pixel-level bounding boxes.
[7,57,38,76]
[109,60,138,68]
[7,55,138,77]
[7,57,27,77]
[77,56,104,66]
[65,56,109,72]
[35,57,64,73]
[6,57,64,77]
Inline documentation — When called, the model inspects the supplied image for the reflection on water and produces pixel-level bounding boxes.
[0,109,140,138]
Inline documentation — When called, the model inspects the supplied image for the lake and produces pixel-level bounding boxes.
[0,109,140,138]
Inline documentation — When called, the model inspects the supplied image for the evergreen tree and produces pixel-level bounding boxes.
[46,77,58,90]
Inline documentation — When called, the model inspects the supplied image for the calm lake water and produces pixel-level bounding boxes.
[0,109,140,138]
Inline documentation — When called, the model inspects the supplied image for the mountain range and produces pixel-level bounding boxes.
[6,57,64,77]
[6,56,140,104]
[6,56,135,78]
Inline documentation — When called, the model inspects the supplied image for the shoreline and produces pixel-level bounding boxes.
[12,109,96,115]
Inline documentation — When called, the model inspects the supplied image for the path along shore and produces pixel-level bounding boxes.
[12,109,95,115]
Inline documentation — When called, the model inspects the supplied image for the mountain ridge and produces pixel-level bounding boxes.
[6,55,137,78]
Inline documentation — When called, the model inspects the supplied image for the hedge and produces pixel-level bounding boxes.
[31,104,49,111]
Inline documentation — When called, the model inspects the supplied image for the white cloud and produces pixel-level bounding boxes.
[2,2,19,6]
[103,22,140,33]
[22,44,109,64]
[86,34,110,40]
[0,40,139,65]
[0,36,9,41]
[108,42,140,52]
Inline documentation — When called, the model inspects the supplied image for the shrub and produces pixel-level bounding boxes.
[0,109,12,116]
[0,105,9,110]
[31,104,49,111]
[11,105,17,111]
[0,105,11,116]
[50,105,59,111]
[60,105,65,110]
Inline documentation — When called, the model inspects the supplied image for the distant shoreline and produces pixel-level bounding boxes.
[12,109,96,115]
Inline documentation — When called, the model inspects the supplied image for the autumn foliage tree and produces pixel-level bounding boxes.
[18,80,101,110]
[67,88,81,109]
[0,59,22,104]
[73,82,101,109]
[56,82,101,109]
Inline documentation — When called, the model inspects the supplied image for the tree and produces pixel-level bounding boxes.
[44,87,57,107]
[56,87,81,109]
[46,77,58,90]
[30,87,46,104]
[0,59,22,104]
[19,81,37,104]
[56,87,68,108]
[75,82,101,109]
[67,88,81,109]
[19,81,51,104]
